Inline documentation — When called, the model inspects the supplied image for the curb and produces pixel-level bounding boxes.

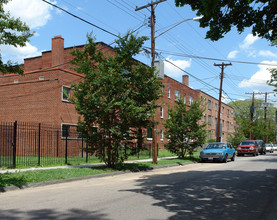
[1,161,194,193]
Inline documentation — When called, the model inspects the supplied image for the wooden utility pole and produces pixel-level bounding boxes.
[246,92,273,142]
[246,92,255,139]
[135,0,166,164]
[250,92,254,140]
[214,62,232,142]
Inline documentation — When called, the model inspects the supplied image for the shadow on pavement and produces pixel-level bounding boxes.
[122,168,277,220]
[0,208,109,220]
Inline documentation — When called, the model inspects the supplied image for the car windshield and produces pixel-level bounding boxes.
[206,143,226,149]
[240,142,254,145]
[265,144,271,147]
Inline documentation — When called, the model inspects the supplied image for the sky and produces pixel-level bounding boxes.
[2,0,277,105]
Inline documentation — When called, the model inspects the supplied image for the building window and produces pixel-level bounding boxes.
[184,94,186,103]
[208,100,212,110]
[39,76,44,81]
[204,114,206,122]
[189,96,193,106]
[227,121,229,131]
[160,106,164,119]
[14,79,18,83]
[62,86,71,102]
[61,123,81,139]
[222,106,225,113]
[175,90,180,101]
[227,109,230,117]
[222,120,225,127]
[215,103,218,111]
[160,129,164,141]
[208,115,211,125]
[168,87,171,99]
[147,127,153,140]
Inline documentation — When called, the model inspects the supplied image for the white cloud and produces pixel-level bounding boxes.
[4,0,54,29]
[259,50,277,58]
[227,50,239,59]
[238,61,277,91]
[1,43,41,64]
[239,34,259,50]
[164,57,191,78]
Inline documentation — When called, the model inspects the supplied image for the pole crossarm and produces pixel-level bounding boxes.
[135,0,167,11]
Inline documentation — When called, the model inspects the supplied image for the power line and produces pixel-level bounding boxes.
[42,0,119,38]
[150,47,277,67]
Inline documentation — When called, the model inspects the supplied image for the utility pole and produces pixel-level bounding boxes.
[135,0,166,164]
[214,62,232,142]
[246,92,273,142]
[245,92,255,140]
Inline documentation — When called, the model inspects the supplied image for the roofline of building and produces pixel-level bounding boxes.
[0,67,85,79]
[24,41,113,61]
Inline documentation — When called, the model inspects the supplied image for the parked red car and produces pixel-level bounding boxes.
[237,140,259,156]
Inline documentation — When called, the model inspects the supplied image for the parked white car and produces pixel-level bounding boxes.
[273,144,277,152]
[265,144,274,153]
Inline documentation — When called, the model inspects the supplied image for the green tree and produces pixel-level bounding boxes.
[228,99,276,143]
[164,99,206,158]
[0,0,33,74]
[71,33,163,168]
[267,40,277,89]
[175,0,276,42]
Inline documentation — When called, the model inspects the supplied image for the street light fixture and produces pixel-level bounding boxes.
[154,16,203,39]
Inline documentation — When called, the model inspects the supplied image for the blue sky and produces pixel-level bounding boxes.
[2,0,277,104]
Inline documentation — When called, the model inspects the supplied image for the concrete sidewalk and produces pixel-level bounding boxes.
[0,156,177,174]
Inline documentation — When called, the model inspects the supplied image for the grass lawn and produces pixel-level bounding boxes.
[0,155,199,189]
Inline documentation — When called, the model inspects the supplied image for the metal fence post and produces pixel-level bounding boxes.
[38,123,41,166]
[81,138,84,158]
[86,142,88,163]
[12,121,17,168]
[56,130,59,157]
[65,127,68,164]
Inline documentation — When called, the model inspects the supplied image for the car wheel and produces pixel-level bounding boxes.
[223,154,228,163]
[231,153,235,161]
[253,152,256,157]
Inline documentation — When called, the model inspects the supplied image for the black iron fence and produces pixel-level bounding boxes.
[0,121,155,168]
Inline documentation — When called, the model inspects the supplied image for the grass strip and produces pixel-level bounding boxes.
[0,157,198,189]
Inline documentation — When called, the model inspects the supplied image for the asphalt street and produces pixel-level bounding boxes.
[1,153,277,220]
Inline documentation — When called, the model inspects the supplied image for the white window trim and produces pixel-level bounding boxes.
[160,106,164,119]
[168,87,171,99]
[62,85,71,102]
[160,129,164,141]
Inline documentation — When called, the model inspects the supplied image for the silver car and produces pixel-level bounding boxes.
[265,144,274,153]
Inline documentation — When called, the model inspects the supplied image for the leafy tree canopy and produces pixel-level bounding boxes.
[175,0,276,42]
[164,99,206,158]
[71,33,163,168]
[0,0,33,74]
[228,99,276,143]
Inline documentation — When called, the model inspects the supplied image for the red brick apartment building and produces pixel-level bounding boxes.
[0,35,235,146]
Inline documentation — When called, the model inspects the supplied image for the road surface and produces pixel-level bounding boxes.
[1,153,277,220]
